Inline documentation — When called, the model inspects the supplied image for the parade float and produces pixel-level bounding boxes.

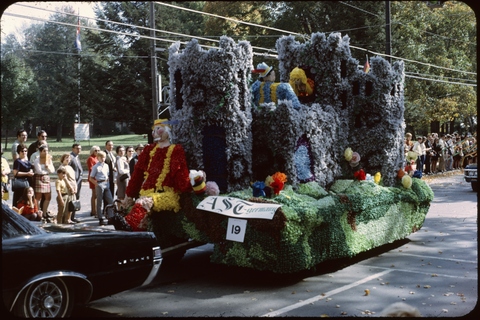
[122,32,433,274]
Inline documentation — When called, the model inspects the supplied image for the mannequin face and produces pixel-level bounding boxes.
[264,70,275,82]
[294,79,307,93]
[152,125,168,141]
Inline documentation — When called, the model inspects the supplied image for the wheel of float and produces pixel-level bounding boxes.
[15,278,74,318]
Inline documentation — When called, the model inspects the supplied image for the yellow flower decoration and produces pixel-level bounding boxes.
[265,175,274,187]
[401,175,412,189]
[344,147,353,162]
[151,187,181,212]
[374,172,381,184]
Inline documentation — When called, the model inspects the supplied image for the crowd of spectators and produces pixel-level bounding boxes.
[404,131,477,175]
[1,129,144,225]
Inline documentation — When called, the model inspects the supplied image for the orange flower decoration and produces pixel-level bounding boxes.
[271,172,287,183]
[270,172,287,195]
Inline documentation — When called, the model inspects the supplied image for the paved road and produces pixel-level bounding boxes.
[73,171,477,317]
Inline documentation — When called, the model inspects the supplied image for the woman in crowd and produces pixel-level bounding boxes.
[126,146,135,163]
[453,136,464,169]
[431,137,441,174]
[115,145,130,208]
[412,136,426,173]
[1,146,11,202]
[424,134,434,174]
[15,186,43,221]
[12,144,34,206]
[32,144,55,215]
[87,146,100,217]
[57,153,77,223]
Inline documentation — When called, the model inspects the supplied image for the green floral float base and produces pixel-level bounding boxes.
[149,178,433,274]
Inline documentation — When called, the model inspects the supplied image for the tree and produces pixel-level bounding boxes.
[392,1,476,135]
[1,34,39,141]
[21,5,87,141]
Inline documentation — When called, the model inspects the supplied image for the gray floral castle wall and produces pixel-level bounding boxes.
[168,37,253,192]
[168,32,405,192]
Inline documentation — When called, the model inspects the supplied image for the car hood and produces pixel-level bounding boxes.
[40,223,125,234]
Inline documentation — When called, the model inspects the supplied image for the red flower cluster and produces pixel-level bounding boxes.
[353,169,366,181]
[124,203,148,231]
[270,172,287,195]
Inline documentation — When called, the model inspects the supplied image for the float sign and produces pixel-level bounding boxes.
[196,196,281,220]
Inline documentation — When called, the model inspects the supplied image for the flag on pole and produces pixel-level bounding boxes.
[364,55,370,73]
[75,15,82,51]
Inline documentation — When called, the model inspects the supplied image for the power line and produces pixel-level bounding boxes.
[154,1,307,39]
[5,3,278,55]
[349,45,476,76]
[337,1,476,46]
[153,1,475,77]
[338,1,380,17]
[406,72,477,83]
[3,2,476,83]
[405,74,476,87]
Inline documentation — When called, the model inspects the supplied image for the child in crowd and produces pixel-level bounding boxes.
[89,151,113,225]
[56,167,73,224]
[14,186,43,221]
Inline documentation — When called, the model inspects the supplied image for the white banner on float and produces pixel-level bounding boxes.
[196,196,281,220]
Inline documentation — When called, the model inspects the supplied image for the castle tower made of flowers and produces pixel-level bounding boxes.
[168,32,405,192]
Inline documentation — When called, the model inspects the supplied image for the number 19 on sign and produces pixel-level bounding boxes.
[226,218,247,242]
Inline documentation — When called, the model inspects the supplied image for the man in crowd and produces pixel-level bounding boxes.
[104,140,116,197]
[27,130,47,160]
[69,143,83,222]
[11,129,28,161]
[129,143,144,175]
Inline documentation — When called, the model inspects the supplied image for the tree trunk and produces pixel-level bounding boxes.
[56,121,63,142]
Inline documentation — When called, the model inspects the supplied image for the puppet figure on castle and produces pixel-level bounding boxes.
[289,67,315,103]
[122,119,193,231]
[250,62,301,109]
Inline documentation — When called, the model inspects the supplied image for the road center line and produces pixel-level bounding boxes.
[361,265,477,279]
[380,252,477,264]
[260,269,393,317]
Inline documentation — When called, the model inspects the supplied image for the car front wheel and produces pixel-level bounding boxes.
[15,278,74,318]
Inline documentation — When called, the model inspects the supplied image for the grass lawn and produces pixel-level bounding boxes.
[2,134,149,174]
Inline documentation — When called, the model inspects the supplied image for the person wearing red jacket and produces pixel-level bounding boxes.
[15,187,43,221]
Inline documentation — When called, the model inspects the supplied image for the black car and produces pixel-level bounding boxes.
[2,201,162,318]
[464,163,477,191]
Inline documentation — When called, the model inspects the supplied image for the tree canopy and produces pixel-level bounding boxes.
[1,1,476,139]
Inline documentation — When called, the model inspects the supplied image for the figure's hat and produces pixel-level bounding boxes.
[151,119,179,129]
[252,62,273,78]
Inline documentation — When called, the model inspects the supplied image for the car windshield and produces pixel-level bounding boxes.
[2,201,46,240]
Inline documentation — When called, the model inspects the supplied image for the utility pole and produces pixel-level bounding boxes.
[150,2,158,121]
[385,1,392,63]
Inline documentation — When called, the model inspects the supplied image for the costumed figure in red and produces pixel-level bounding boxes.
[123,119,192,231]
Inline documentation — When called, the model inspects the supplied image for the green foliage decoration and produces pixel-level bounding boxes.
[193,178,433,273]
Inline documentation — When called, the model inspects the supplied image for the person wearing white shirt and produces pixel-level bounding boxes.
[412,136,426,173]
[89,151,113,225]
[11,130,28,161]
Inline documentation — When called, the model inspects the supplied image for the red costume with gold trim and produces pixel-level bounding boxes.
[124,143,191,230]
